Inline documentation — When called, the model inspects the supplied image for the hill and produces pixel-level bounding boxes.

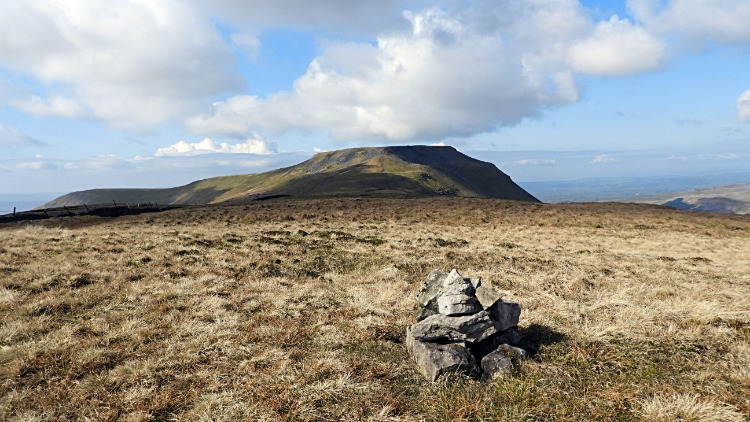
[628,183,750,214]
[41,146,539,208]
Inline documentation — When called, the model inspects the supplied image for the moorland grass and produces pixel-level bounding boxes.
[1,198,749,421]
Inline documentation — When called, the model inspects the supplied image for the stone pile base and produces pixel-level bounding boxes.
[407,269,527,382]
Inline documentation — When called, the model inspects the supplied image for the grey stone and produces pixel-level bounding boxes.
[468,327,521,359]
[437,292,483,316]
[487,299,521,332]
[443,269,474,295]
[467,277,481,289]
[415,269,448,321]
[475,284,502,309]
[475,284,521,331]
[409,310,497,343]
[406,327,481,381]
[479,350,513,382]
[496,343,528,364]
[415,306,439,321]
[438,269,482,315]
[417,269,448,308]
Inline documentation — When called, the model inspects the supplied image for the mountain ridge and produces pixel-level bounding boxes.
[41,146,539,208]
[629,183,750,214]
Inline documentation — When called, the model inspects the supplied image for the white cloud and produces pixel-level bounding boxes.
[15,95,87,119]
[0,0,242,128]
[155,137,278,156]
[517,159,556,166]
[568,15,666,76]
[2,152,312,193]
[0,123,43,147]
[629,0,750,45]
[2,0,749,143]
[715,153,743,160]
[16,161,56,170]
[590,155,619,163]
[187,7,585,142]
[737,90,750,123]
[201,0,409,37]
[676,117,707,126]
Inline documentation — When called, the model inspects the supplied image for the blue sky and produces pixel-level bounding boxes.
[0,0,749,194]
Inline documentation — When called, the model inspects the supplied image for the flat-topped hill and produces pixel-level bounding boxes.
[41,146,539,208]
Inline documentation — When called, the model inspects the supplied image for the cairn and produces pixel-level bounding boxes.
[406,269,526,382]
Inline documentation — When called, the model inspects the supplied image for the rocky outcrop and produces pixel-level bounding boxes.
[407,269,526,382]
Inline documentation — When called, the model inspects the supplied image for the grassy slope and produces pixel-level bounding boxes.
[41,147,538,208]
[1,198,749,421]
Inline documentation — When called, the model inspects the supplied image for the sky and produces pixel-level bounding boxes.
[0,0,749,195]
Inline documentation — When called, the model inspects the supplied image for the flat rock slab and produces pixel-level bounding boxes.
[437,292,483,316]
[407,327,481,381]
[409,310,497,343]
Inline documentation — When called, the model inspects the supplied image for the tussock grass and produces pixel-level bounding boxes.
[1,198,749,421]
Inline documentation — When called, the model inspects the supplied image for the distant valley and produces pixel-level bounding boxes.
[519,172,750,204]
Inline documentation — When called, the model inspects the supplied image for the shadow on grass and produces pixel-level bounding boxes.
[517,323,567,356]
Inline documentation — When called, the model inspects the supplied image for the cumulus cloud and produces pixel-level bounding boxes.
[737,90,750,123]
[155,137,278,156]
[567,15,666,76]
[0,0,242,128]
[200,0,409,37]
[629,0,750,45]
[187,7,585,142]
[2,0,749,142]
[0,123,43,147]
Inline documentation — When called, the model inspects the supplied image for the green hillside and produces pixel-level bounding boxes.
[41,146,539,208]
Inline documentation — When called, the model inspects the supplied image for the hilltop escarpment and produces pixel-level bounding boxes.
[41,146,539,208]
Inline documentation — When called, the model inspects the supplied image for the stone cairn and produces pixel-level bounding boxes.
[406,269,527,382]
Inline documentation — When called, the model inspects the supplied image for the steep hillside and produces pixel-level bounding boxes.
[42,146,539,208]
[629,183,750,214]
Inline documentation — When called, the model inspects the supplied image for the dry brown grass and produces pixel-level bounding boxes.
[1,198,749,421]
